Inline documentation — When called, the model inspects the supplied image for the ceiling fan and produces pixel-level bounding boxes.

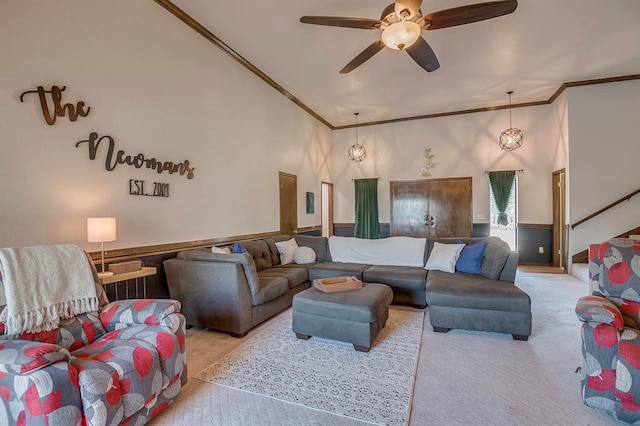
[300,0,518,74]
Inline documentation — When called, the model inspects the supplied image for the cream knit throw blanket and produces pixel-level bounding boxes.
[0,244,99,335]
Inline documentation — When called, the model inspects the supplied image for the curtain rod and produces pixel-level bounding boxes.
[484,169,524,174]
[351,177,382,181]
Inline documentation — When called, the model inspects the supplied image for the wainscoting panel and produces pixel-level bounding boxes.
[333,223,391,238]
[518,224,552,265]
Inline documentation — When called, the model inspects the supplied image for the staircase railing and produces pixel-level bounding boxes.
[571,188,640,229]
[572,225,640,264]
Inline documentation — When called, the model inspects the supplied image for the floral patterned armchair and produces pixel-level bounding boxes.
[575,238,640,423]
[0,247,187,425]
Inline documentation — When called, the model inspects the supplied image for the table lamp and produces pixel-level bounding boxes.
[87,217,116,278]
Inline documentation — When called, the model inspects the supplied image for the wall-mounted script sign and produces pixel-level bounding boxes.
[20,85,90,125]
[76,132,195,179]
[19,84,195,196]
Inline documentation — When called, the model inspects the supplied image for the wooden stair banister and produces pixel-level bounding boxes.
[571,188,640,229]
[572,226,640,264]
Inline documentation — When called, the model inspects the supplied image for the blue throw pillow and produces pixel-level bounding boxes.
[456,240,487,274]
[232,242,247,254]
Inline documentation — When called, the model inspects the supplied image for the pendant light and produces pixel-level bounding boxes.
[499,91,523,151]
[348,112,366,162]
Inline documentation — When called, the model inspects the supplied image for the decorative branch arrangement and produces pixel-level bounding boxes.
[421,148,437,177]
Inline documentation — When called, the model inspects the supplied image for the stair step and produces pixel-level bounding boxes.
[571,263,589,285]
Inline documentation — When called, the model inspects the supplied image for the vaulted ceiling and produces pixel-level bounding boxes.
[162,0,640,128]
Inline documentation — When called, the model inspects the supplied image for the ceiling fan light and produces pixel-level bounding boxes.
[381,21,421,50]
[499,128,523,151]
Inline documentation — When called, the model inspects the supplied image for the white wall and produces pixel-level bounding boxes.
[0,1,332,251]
[331,103,564,226]
[567,79,640,257]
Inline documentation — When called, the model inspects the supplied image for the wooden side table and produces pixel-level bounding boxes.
[98,266,156,300]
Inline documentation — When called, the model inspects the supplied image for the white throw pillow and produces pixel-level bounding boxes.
[294,246,317,264]
[275,238,299,265]
[211,246,231,254]
[425,242,465,273]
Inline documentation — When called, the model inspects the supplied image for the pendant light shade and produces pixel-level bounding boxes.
[348,112,366,162]
[499,91,523,151]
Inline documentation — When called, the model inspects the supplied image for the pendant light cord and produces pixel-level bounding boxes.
[507,91,513,128]
[355,112,359,144]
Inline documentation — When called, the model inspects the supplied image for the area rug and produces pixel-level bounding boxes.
[194,308,424,426]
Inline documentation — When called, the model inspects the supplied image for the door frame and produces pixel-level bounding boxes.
[279,172,297,235]
[552,168,566,269]
[321,181,333,237]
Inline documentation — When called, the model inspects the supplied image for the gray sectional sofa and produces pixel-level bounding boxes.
[164,234,531,339]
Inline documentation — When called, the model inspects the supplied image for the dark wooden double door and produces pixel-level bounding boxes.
[390,177,473,238]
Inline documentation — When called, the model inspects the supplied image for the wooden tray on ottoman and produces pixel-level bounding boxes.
[312,276,363,293]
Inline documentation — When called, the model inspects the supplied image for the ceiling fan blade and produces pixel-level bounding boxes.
[340,40,385,74]
[300,16,381,30]
[424,0,518,30]
[406,37,440,72]
[394,0,423,17]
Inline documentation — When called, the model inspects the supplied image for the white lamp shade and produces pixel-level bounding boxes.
[87,217,117,243]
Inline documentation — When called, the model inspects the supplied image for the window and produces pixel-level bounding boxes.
[488,173,517,250]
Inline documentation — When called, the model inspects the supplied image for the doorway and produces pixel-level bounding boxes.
[552,169,566,269]
[279,172,297,235]
[321,182,334,237]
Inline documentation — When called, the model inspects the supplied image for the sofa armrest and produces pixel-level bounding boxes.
[498,251,519,283]
[100,299,181,331]
[575,295,624,329]
[0,340,70,375]
[164,258,254,335]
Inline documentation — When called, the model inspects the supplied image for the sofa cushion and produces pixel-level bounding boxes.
[253,276,289,306]
[425,242,465,273]
[456,239,487,274]
[259,267,309,289]
[240,240,274,272]
[260,239,278,265]
[426,270,530,313]
[294,235,330,262]
[275,238,299,265]
[294,246,317,264]
[232,242,247,254]
[308,262,371,281]
[72,338,163,420]
[363,265,427,291]
[211,246,231,254]
[481,237,511,280]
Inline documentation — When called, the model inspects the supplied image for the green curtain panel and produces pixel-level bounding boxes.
[488,171,515,226]
[354,178,380,239]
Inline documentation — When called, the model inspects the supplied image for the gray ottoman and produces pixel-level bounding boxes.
[292,283,393,352]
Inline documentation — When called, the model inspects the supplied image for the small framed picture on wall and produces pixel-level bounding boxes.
[306,192,314,214]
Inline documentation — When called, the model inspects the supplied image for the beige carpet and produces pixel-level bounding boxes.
[152,272,622,425]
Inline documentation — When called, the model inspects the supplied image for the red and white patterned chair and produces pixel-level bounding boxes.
[0,250,187,425]
[575,238,640,423]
